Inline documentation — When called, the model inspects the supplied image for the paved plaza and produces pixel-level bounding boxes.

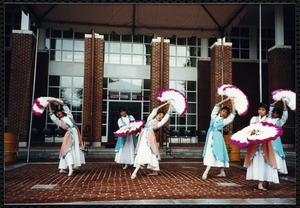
[4,156,296,205]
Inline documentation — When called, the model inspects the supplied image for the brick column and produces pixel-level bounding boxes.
[7,31,35,147]
[150,37,170,144]
[82,33,104,147]
[268,46,294,144]
[210,41,233,133]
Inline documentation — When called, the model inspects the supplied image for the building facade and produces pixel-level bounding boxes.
[5,4,295,148]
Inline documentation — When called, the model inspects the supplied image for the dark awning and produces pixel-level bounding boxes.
[22,3,248,38]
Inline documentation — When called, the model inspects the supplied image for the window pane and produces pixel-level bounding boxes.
[241,50,249,59]
[74,40,84,51]
[187,103,196,113]
[240,28,249,37]
[132,44,144,54]
[50,39,61,50]
[188,37,197,46]
[187,115,196,125]
[73,88,83,99]
[121,54,131,64]
[49,87,60,98]
[110,42,121,53]
[63,30,73,38]
[231,39,239,48]
[133,35,143,43]
[122,35,132,42]
[230,27,239,36]
[49,76,60,86]
[51,30,61,38]
[74,32,84,39]
[170,46,176,56]
[72,100,82,111]
[132,55,143,65]
[103,78,108,88]
[73,77,83,88]
[232,49,239,58]
[74,52,84,62]
[121,43,132,53]
[177,46,186,56]
[45,38,50,49]
[62,51,73,61]
[187,81,196,90]
[169,57,176,67]
[61,77,72,87]
[72,112,82,123]
[241,39,249,48]
[177,38,186,45]
[177,57,188,67]
[120,91,130,100]
[132,92,142,100]
[187,92,196,102]
[109,54,120,64]
[110,34,120,41]
[63,40,73,50]
[61,87,72,99]
[144,79,150,89]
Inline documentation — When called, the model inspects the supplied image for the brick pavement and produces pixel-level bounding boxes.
[4,159,295,204]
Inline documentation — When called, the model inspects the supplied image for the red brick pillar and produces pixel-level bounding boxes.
[7,31,35,147]
[210,40,233,132]
[150,37,170,110]
[82,33,104,147]
[150,37,170,144]
[268,46,294,144]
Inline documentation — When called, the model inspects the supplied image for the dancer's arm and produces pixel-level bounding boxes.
[223,99,236,126]
[268,100,278,118]
[48,102,62,127]
[280,99,288,126]
[157,103,172,128]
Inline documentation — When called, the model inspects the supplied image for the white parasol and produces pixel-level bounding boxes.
[230,122,283,148]
[156,88,188,116]
[272,89,296,112]
[114,120,145,137]
[32,97,63,116]
[217,84,249,116]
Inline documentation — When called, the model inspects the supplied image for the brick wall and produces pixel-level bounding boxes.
[268,46,295,144]
[7,32,35,145]
[210,42,233,133]
[150,38,170,144]
[82,34,104,146]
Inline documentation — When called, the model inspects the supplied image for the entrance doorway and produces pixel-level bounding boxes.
[107,102,142,146]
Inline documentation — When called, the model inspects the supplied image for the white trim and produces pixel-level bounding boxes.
[18,142,27,147]
[268,45,292,52]
[210,42,232,49]
[84,34,104,39]
[12,29,33,35]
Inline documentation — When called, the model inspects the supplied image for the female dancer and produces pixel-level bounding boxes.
[131,102,172,179]
[48,100,85,176]
[202,97,236,180]
[268,99,288,174]
[244,103,279,191]
[114,108,138,169]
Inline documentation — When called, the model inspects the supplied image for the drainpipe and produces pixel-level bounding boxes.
[160,37,164,147]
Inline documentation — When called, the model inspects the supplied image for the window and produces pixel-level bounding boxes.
[169,36,201,67]
[104,34,152,65]
[102,78,150,136]
[45,29,85,62]
[257,28,275,60]
[169,80,197,137]
[47,75,84,131]
[228,27,250,59]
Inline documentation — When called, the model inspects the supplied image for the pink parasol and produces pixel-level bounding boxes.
[217,84,249,116]
[32,97,63,116]
[156,88,188,116]
[272,89,296,112]
[114,120,145,137]
[230,122,283,148]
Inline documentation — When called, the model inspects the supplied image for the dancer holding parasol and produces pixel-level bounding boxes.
[268,99,289,175]
[131,102,172,179]
[114,108,140,170]
[243,103,281,191]
[48,99,85,176]
[202,97,236,180]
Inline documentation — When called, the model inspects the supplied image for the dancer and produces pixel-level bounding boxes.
[202,97,236,180]
[114,108,138,169]
[131,102,172,179]
[243,103,279,191]
[268,99,288,174]
[48,100,85,176]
